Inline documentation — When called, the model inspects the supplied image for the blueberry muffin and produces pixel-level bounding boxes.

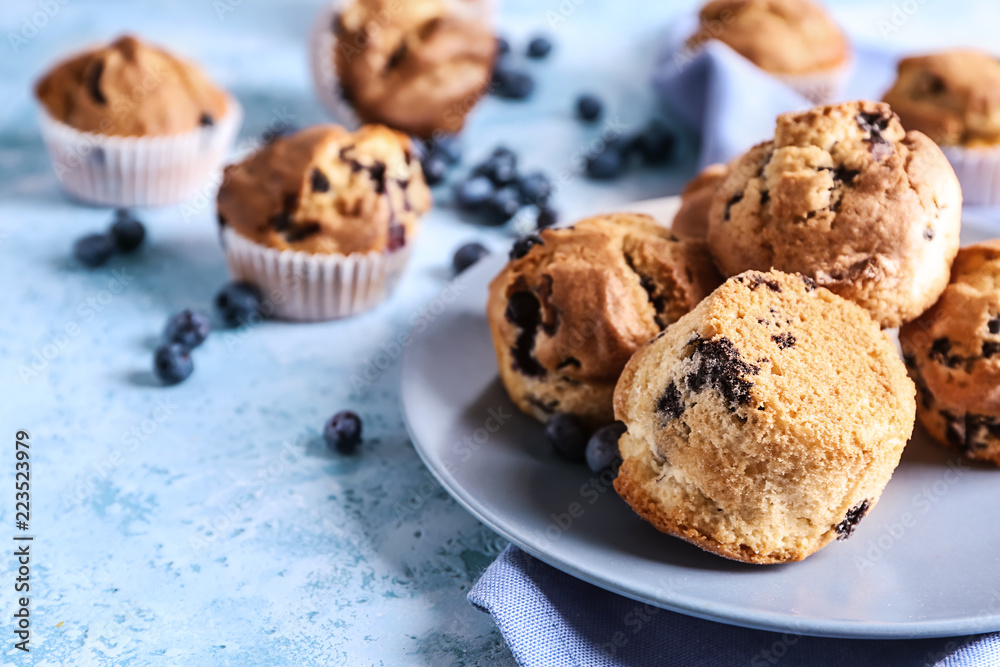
[35,34,229,136]
[326,0,495,138]
[217,124,431,320]
[487,214,722,429]
[883,50,1000,205]
[688,0,849,101]
[671,163,727,240]
[707,100,962,329]
[900,240,1000,465]
[614,270,915,564]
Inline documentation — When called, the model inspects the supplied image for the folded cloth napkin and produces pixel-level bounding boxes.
[469,545,1000,667]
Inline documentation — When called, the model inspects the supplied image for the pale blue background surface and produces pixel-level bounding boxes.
[0,1,995,665]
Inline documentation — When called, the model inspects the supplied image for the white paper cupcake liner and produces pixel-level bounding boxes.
[220,226,412,321]
[38,95,242,207]
[775,62,851,105]
[940,144,1000,207]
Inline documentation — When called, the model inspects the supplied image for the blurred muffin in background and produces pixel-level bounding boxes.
[672,163,727,240]
[884,50,1000,205]
[34,34,241,206]
[311,0,496,139]
[688,0,850,103]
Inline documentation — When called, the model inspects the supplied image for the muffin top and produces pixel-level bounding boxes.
[217,124,431,255]
[332,0,496,138]
[883,50,1000,147]
[671,163,727,240]
[35,35,228,137]
[690,0,848,75]
[900,240,1000,416]
[707,100,962,329]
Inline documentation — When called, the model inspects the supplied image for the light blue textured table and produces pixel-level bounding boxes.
[0,1,995,664]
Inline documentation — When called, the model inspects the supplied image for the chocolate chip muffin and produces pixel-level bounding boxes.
[671,163,727,240]
[688,0,849,102]
[327,0,495,138]
[900,240,1000,465]
[614,270,915,564]
[487,214,722,429]
[707,101,963,329]
[218,124,430,255]
[35,34,229,136]
[218,124,431,320]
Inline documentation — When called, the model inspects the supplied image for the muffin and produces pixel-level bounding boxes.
[707,100,962,329]
[217,124,431,321]
[310,0,495,139]
[688,0,850,103]
[614,270,915,564]
[671,163,727,240]
[883,50,1000,205]
[34,34,241,206]
[487,213,722,430]
[900,240,1000,465]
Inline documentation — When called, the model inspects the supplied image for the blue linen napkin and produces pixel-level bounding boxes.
[467,32,1000,667]
[470,545,1000,667]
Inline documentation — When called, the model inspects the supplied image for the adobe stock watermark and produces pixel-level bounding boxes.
[7,0,73,54]
[544,0,589,29]
[18,268,135,383]
[878,0,932,39]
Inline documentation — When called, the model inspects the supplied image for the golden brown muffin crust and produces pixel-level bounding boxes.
[333,0,495,138]
[217,124,431,255]
[690,0,848,75]
[671,163,727,240]
[35,35,228,137]
[883,50,1000,147]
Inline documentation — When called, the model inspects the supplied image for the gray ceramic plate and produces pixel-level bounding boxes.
[400,196,1000,639]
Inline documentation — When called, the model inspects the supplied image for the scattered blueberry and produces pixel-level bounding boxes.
[481,186,521,226]
[421,155,447,186]
[324,410,363,454]
[215,282,265,327]
[454,176,496,211]
[517,172,552,205]
[586,422,626,472]
[430,134,462,165]
[474,147,518,186]
[585,147,626,180]
[510,234,542,260]
[73,233,116,268]
[492,65,535,100]
[153,343,194,385]
[496,36,510,56]
[110,209,146,252]
[526,35,553,59]
[576,94,603,122]
[545,414,588,462]
[629,120,676,165]
[452,242,490,275]
[536,206,558,229]
[163,310,211,350]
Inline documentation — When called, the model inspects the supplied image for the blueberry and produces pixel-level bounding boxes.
[491,65,534,100]
[496,36,510,56]
[421,155,447,186]
[324,410,363,454]
[576,94,603,122]
[153,343,194,385]
[454,176,496,211]
[215,282,265,327]
[545,414,588,462]
[481,186,521,226]
[163,309,211,350]
[630,120,676,165]
[518,172,552,205]
[453,242,490,275]
[585,147,626,180]
[430,134,462,165]
[526,35,553,59]
[536,206,558,229]
[73,233,115,268]
[110,209,146,252]
[586,422,626,472]
[474,147,518,187]
[510,234,542,260]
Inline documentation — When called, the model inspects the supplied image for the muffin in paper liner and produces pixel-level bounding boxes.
[308,0,496,139]
[940,144,1000,207]
[220,225,413,322]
